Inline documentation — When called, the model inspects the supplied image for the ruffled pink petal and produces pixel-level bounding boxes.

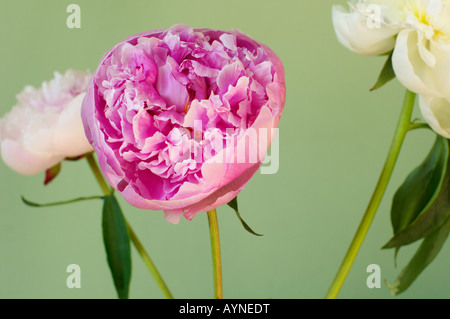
[81,25,286,222]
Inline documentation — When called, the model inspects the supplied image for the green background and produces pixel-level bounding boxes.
[0,0,447,299]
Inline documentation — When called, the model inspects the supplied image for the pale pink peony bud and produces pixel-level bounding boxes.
[0,70,94,175]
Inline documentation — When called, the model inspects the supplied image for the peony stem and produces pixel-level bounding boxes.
[207,209,223,299]
[85,153,174,299]
[86,153,111,196]
[409,122,430,131]
[325,90,416,299]
[125,219,174,299]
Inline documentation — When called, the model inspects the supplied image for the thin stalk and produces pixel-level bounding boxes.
[125,219,173,299]
[325,90,416,299]
[409,123,430,131]
[86,153,173,299]
[86,154,111,195]
[207,209,223,299]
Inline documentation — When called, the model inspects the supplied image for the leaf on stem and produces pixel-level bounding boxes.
[370,52,395,91]
[384,136,450,294]
[44,163,61,185]
[21,195,103,207]
[102,195,132,299]
[384,136,450,249]
[387,217,450,295]
[227,196,263,236]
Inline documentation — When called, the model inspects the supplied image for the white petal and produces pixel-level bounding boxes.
[0,139,61,175]
[164,210,182,224]
[426,0,443,16]
[392,29,440,96]
[417,31,436,68]
[54,93,94,157]
[419,95,450,138]
[332,5,398,56]
[429,40,450,101]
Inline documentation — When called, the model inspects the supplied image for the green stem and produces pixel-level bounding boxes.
[325,90,416,299]
[207,209,223,299]
[86,153,174,299]
[125,219,174,299]
[86,154,111,196]
[409,123,430,131]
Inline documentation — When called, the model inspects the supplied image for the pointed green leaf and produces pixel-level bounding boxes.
[370,52,395,91]
[384,136,450,249]
[227,197,239,212]
[21,195,103,207]
[227,197,263,236]
[102,195,131,299]
[387,217,450,295]
[44,163,61,185]
[391,136,447,235]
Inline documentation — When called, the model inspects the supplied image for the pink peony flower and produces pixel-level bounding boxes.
[82,24,285,223]
[0,70,93,175]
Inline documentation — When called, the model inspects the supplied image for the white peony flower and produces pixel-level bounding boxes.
[392,0,450,96]
[0,70,94,175]
[332,0,403,56]
[333,0,450,139]
[391,0,450,138]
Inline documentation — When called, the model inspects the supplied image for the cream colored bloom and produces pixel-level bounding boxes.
[0,70,93,175]
[332,0,403,55]
[391,1,450,138]
[392,0,450,97]
[333,0,450,138]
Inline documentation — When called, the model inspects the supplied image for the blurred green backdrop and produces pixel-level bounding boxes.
[0,0,447,299]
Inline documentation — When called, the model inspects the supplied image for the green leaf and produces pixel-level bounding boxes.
[102,195,132,299]
[21,195,104,207]
[393,136,448,235]
[227,197,263,236]
[384,136,450,249]
[370,52,395,91]
[387,217,450,295]
[44,163,61,185]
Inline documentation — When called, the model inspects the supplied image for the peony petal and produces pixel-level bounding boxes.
[156,57,189,112]
[392,29,440,97]
[164,210,183,224]
[217,61,244,93]
[332,5,398,56]
[419,95,450,138]
[181,163,260,221]
[54,93,94,157]
[429,40,450,101]
[0,139,61,175]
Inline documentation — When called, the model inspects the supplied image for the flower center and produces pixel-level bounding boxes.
[405,0,450,42]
